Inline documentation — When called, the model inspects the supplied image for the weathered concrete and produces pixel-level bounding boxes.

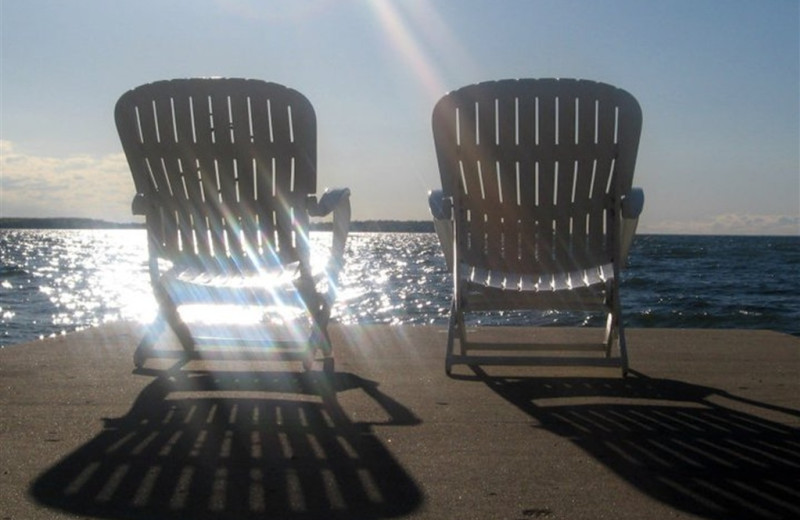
[1,323,798,519]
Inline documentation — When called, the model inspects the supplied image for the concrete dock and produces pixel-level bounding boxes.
[1,323,798,519]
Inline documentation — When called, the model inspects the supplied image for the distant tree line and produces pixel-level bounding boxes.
[0,218,143,229]
[311,220,434,233]
[0,218,435,233]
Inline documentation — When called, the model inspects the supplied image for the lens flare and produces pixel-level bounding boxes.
[367,0,478,98]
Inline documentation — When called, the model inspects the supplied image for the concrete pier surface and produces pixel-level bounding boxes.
[1,323,798,519]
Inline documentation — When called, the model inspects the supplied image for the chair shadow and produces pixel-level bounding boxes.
[31,367,423,519]
[470,368,800,520]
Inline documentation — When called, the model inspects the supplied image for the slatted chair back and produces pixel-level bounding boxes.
[432,78,642,283]
[115,78,317,273]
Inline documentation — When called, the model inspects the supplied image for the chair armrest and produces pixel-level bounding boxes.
[309,188,351,218]
[131,194,162,284]
[621,187,644,219]
[428,189,455,271]
[131,194,148,216]
[619,187,644,266]
[428,189,452,220]
[309,189,351,284]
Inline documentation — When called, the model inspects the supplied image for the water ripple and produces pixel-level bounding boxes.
[1,230,798,347]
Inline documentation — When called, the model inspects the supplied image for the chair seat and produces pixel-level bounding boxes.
[462,282,608,312]
[461,262,614,292]
[459,262,612,311]
[159,263,308,306]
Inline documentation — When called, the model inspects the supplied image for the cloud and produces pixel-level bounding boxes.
[0,140,136,222]
[643,213,800,236]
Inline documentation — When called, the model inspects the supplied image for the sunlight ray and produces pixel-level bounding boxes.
[367,0,449,98]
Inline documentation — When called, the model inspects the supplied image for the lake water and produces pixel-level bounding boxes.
[1,230,798,348]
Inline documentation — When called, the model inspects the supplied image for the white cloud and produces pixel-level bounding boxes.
[0,140,137,222]
[3,139,798,235]
[642,213,800,236]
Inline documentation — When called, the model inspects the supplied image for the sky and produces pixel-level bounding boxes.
[1,0,798,235]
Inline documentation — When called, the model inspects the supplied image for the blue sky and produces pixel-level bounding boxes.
[1,0,798,234]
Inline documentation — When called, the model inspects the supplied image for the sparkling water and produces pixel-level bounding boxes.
[1,230,798,347]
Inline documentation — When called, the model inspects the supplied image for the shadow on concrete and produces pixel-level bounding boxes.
[31,367,422,519]
[472,368,800,520]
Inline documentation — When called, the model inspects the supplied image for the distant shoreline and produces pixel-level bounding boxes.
[0,218,435,233]
[1,218,796,237]
[0,218,144,230]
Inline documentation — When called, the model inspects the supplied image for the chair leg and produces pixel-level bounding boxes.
[309,296,334,374]
[618,320,629,377]
[306,324,333,373]
[604,311,616,356]
[445,301,457,376]
[607,279,629,376]
[133,316,167,368]
[611,283,629,376]
[154,285,195,352]
[456,310,468,355]
[163,305,195,353]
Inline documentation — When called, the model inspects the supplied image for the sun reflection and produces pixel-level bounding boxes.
[178,304,307,326]
[1,229,455,347]
[147,232,342,339]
